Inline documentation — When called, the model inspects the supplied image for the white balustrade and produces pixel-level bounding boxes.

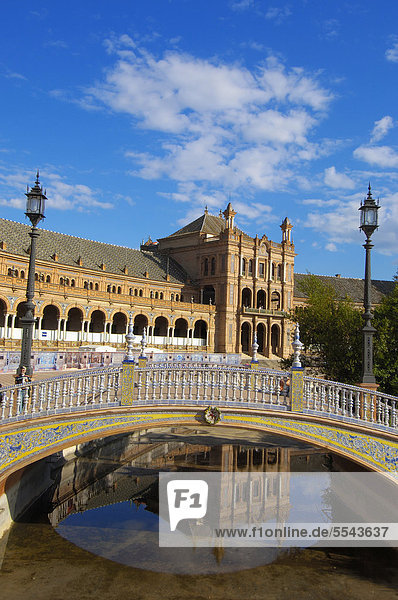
[0,364,396,436]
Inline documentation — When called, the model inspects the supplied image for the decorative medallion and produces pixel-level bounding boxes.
[204,406,221,425]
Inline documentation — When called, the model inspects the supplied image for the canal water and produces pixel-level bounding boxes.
[0,426,397,599]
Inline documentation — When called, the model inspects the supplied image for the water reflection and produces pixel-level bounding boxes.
[42,426,353,573]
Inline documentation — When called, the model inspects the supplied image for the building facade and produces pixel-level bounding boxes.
[0,203,296,358]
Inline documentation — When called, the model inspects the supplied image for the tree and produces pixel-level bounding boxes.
[373,283,398,395]
[288,275,363,384]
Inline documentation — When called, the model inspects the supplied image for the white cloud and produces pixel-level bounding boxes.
[325,242,338,252]
[0,168,113,213]
[265,6,292,22]
[370,116,394,142]
[303,190,398,256]
[302,197,339,207]
[353,145,398,168]
[324,166,355,189]
[77,37,333,208]
[386,41,398,63]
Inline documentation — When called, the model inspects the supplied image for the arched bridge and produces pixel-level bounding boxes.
[0,362,397,482]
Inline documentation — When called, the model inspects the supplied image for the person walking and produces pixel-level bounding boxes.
[15,366,31,414]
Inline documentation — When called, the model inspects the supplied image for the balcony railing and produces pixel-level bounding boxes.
[242,307,286,316]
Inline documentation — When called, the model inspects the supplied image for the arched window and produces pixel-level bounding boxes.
[277,264,282,281]
[271,263,275,280]
[241,258,246,275]
[160,292,164,300]
[46,275,51,283]
[89,282,93,290]
[35,272,39,281]
[117,286,121,294]
[107,284,111,292]
[20,270,25,279]
[150,291,154,299]
[171,293,174,301]
[180,294,184,302]
[84,281,89,290]
[154,291,158,299]
[112,285,116,294]
[139,289,143,297]
[204,258,209,276]
[211,257,216,275]
[176,294,179,302]
[94,282,98,291]
[71,279,75,287]
[248,259,253,275]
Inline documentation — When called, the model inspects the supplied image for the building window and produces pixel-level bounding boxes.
[241,258,246,275]
[248,259,253,275]
[259,263,265,277]
[211,257,216,275]
[204,258,209,276]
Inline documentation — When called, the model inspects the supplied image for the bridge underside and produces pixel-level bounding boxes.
[0,406,397,482]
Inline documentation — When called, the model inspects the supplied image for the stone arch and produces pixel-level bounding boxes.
[14,301,27,328]
[256,323,266,354]
[0,297,7,327]
[202,285,215,305]
[241,322,251,353]
[111,312,127,334]
[241,287,252,308]
[42,305,60,330]
[271,324,280,355]
[193,319,207,340]
[66,307,83,332]
[133,314,148,335]
[256,289,266,309]
[154,316,168,336]
[89,310,106,333]
[174,318,188,338]
[271,291,281,310]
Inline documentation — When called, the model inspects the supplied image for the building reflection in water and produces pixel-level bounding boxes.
[48,427,333,548]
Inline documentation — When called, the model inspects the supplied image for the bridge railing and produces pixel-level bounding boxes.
[303,376,398,431]
[133,364,287,409]
[0,363,397,434]
[0,366,121,423]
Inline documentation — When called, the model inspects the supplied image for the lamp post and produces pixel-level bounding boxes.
[359,184,380,386]
[17,171,46,377]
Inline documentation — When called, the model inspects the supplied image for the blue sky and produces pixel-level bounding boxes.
[1,0,398,280]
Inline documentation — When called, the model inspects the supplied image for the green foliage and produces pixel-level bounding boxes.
[291,275,362,384]
[373,283,398,395]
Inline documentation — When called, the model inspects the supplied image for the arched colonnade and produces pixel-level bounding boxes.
[240,320,282,357]
[0,298,209,348]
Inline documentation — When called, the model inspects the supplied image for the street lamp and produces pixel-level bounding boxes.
[17,171,46,377]
[359,183,380,386]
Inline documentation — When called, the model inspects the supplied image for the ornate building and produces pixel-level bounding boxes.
[0,203,296,358]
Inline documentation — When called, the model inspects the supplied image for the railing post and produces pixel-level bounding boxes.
[290,323,304,412]
[121,360,135,406]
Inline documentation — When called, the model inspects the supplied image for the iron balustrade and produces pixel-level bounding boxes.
[0,364,396,433]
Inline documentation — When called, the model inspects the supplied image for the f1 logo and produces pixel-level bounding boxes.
[167,480,208,531]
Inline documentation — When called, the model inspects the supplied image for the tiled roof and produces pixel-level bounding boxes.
[0,218,189,284]
[166,213,226,238]
[294,273,395,304]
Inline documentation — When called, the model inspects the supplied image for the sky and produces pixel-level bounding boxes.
[0,0,397,280]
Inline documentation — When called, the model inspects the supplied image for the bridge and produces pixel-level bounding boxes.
[0,360,397,483]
